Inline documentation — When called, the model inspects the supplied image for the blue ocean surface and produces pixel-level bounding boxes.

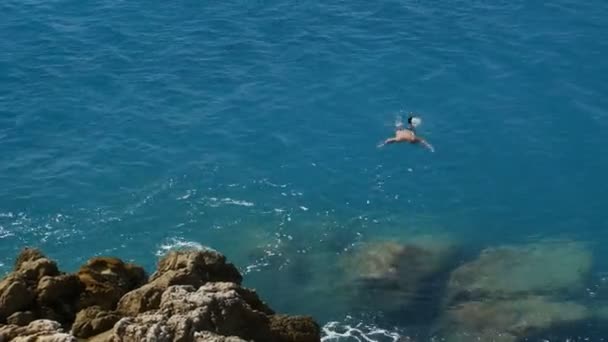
[1,0,608,340]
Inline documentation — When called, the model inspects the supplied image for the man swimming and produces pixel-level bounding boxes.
[378,115,435,152]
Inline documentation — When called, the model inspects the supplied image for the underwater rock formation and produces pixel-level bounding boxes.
[435,241,595,341]
[434,296,590,342]
[344,238,457,314]
[445,241,592,304]
[0,248,321,342]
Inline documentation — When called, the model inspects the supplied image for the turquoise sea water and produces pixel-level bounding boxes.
[1,0,608,340]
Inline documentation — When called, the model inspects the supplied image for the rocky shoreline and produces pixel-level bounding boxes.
[0,248,320,342]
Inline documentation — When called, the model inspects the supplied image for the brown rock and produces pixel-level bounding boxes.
[37,275,82,306]
[77,257,147,311]
[116,284,164,317]
[113,283,276,341]
[0,274,35,320]
[71,306,121,338]
[36,306,66,324]
[86,329,114,342]
[151,249,242,287]
[117,250,242,317]
[17,258,60,284]
[0,319,76,342]
[14,248,46,271]
[111,313,172,341]
[269,314,320,342]
[7,311,36,326]
[194,331,247,341]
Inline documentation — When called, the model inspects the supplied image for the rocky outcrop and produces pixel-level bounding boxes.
[71,306,121,338]
[0,247,321,342]
[117,249,241,317]
[77,257,147,311]
[0,319,76,342]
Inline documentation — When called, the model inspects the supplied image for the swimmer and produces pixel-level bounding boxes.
[378,115,435,152]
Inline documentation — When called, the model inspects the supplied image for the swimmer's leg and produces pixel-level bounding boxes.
[415,137,435,152]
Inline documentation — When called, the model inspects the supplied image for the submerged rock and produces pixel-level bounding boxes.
[434,296,590,342]
[345,238,457,313]
[445,241,592,304]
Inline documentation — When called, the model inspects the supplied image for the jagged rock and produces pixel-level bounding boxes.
[111,313,172,341]
[0,248,321,342]
[116,284,165,317]
[345,239,456,312]
[193,331,247,341]
[14,248,47,271]
[37,275,82,306]
[158,283,272,341]
[36,306,67,325]
[17,258,60,285]
[269,315,320,342]
[445,241,592,305]
[71,306,121,338]
[111,283,316,342]
[0,274,35,320]
[7,311,36,326]
[117,250,242,316]
[151,249,242,287]
[0,319,76,342]
[86,330,113,342]
[77,257,147,311]
[434,296,590,342]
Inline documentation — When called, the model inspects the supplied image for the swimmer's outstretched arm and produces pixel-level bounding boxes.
[416,137,435,152]
[378,137,397,148]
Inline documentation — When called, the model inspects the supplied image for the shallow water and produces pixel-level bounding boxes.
[1,0,608,340]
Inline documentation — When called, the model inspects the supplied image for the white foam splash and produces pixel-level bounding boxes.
[222,198,254,207]
[206,197,254,207]
[156,238,212,256]
[321,321,405,342]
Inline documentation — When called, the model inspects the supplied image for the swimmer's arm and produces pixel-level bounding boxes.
[416,137,435,152]
[378,137,397,148]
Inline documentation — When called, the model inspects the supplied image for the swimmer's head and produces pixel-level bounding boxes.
[408,116,422,128]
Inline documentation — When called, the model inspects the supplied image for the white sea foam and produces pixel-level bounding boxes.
[321,321,405,342]
[221,198,254,207]
[206,197,254,207]
[0,226,14,239]
[156,238,212,256]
